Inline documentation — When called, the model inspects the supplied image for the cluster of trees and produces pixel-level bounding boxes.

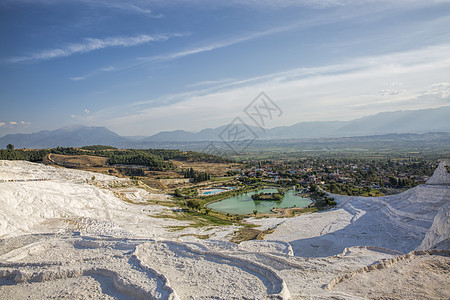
[251,188,285,201]
[185,199,202,211]
[0,147,50,162]
[81,145,118,150]
[310,189,337,207]
[183,167,211,183]
[226,170,240,176]
[143,149,233,163]
[388,176,414,187]
[116,167,146,177]
[238,176,262,184]
[251,192,283,201]
[0,145,91,162]
[1,145,231,172]
[108,151,172,171]
[325,182,382,197]
[51,147,87,156]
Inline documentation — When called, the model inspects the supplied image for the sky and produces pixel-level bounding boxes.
[1,0,450,137]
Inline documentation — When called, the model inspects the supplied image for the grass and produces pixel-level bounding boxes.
[229,226,276,243]
[180,233,211,239]
[154,210,234,228]
[209,177,234,182]
[230,228,261,243]
[47,153,108,167]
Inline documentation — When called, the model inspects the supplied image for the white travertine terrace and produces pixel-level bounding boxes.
[1,160,448,299]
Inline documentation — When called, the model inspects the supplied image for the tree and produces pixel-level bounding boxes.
[174,189,183,197]
[389,176,398,187]
[186,199,201,211]
[6,144,14,150]
[309,183,318,192]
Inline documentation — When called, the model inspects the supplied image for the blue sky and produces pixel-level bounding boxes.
[1,0,450,137]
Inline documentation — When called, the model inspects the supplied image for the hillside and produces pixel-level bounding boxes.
[0,125,131,149]
[0,160,448,298]
[1,107,450,149]
[143,106,450,142]
[254,159,450,257]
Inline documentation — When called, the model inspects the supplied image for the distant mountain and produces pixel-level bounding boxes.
[0,125,131,149]
[142,106,450,142]
[1,107,449,149]
[331,107,450,137]
[141,125,265,142]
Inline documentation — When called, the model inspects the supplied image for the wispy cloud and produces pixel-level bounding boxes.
[83,42,450,135]
[140,22,305,63]
[68,24,298,80]
[187,78,234,88]
[1,0,163,17]
[81,0,163,18]
[9,34,172,63]
[0,121,31,127]
[70,108,91,119]
[70,66,116,81]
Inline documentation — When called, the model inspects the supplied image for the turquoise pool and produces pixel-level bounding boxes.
[202,189,226,195]
[207,188,311,215]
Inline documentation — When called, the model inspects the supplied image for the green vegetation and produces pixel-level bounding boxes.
[324,182,384,197]
[108,150,172,170]
[309,189,337,208]
[183,167,211,183]
[116,167,146,177]
[2,142,446,242]
[0,148,51,162]
[81,145,118,150]
[0,145,232,172]
[251,189,285,201]
[144,149,233,163]
[155,209,233,228]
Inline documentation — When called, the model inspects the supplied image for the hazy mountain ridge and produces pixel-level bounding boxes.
[1,107,449,149]
[144,106,450,141]
[0,125,130,149]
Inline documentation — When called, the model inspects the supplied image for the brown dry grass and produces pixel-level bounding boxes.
[43,154,241,192]
[170,160,239,177]
[46,153,108,167]
[230,227,276,244]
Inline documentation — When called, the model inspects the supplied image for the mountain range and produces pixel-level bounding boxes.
[143,106,450,142]
[1,106,449,149]
[0,125,130,149]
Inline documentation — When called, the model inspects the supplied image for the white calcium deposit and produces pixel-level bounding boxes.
[0,160,449,299]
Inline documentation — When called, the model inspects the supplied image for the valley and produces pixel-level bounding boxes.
[0,152,449,299]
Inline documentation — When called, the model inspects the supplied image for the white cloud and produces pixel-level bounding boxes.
[9,34,173,63]
[72,19,324,80]
[70,66,116,81]
[2,0,163,17]
[424,82,450,99]
[187,78,234,88]
[84,108,90,114]
[0,121,31,129]
[81,0,163,18]
[138,21,315,64]
[86,43,450,135]
[378,89,401,96]
[69,26,296,80]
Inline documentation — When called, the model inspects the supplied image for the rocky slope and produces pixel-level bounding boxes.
[0,160,448,299]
